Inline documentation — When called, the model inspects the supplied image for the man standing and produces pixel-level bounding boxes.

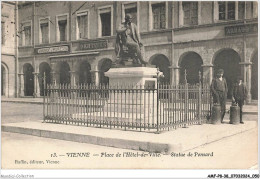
[232,77,248,124]
[211,69,228,123]
[115,14,147,64]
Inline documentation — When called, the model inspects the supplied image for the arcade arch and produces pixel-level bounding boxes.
[99,58,112,85]
[179,52,203,84]
[39,62,51,96]
[1,63,8,96]
[78,61,92,85]
[59,62,71,85]
[149,54,170,83]
[23,63,34,96]
[213,48,241,98]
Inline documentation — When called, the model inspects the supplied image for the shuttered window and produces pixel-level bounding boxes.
[152,3,166,29]
[40,23,49,43]
[58,20,67,41]
[77,13,88,39]
[183,2,198,26]
[24,26,31,46]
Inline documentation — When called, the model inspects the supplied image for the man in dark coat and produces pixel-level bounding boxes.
[232,77,248,124]
[115,14,147,64]
[211,69,228,123]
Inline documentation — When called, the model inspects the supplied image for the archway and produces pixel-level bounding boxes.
[23,63,34,96]
[99,58,112,85]
[149,54,170,84]
[213,49,241,99]
[59,62,71,85]
[39,62,51,96]
[251,52,258,100]
[179,52,203,84]
[1,64,7,96]
[78,61,91,85]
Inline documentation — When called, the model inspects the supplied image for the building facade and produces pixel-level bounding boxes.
[1,1,18,97]
[17,1,258,101]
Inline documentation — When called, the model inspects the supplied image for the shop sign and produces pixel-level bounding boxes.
[35,45,69,54]
[225,23,257,36]
[79,40,108,50]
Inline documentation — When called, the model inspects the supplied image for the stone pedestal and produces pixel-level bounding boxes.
[103,67,158,122]
[105,67,157,86]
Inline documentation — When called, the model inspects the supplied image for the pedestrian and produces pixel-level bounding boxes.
[231,76,248,124]
[211,69,228,123]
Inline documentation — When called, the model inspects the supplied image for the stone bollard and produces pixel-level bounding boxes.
[229,102,240,125]
[211,104,222,124]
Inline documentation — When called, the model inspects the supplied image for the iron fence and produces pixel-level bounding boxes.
[43,82,212,133]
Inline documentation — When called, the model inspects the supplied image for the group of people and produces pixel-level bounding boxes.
[211,69,248,124]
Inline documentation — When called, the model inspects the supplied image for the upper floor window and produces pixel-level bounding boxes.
[76,10,89,39]
[1,22,5,45]
[238,2,245,20]
[21,21,32,46]
[98,6,113,37]
[56,14,68,42]
[183,2,198,26]
[218,2,235,20]
[39,18,50,44]
[152,3,166,29]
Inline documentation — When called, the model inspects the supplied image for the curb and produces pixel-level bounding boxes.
[1,125,181,154]
[2,121,257,154]
[1,100,43,105]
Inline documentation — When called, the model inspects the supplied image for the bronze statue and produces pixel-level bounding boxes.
[115,14,147,65]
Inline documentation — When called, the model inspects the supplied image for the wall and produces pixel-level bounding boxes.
[2,2,15,55]
[1,2,16,97]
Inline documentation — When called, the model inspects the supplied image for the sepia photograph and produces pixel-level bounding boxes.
[1,0,259,178]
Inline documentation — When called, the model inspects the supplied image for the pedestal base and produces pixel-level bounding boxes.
[105,67,158,87]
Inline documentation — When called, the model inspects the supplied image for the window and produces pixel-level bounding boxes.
[39,18,49,44]
[56,14,68,42]
[238,2,245,20]
[152,3,166,29]
[100,13,111,36]
[1,22,5,45]
[24,26,31,46]
[76,11,89,39]
[98,6,113,37]
[20,21,32,46]
[183,2,198,26]
[58,20,67,41]
[218,2,235,20]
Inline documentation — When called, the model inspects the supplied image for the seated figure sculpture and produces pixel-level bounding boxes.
[115,14,147,65]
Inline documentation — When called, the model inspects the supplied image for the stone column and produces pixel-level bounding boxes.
[90,70,100,86]
[90,65,100,86]
[239,62,252,103]
[33,72,40,97]
[202,64,213,86]
[69,71,77,86]
[50,62,59,85]
[18,73,24,97]
[171,66,181,85]
[169,66,174,86]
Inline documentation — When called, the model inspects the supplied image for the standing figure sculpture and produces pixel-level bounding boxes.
[115,14,147,65]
